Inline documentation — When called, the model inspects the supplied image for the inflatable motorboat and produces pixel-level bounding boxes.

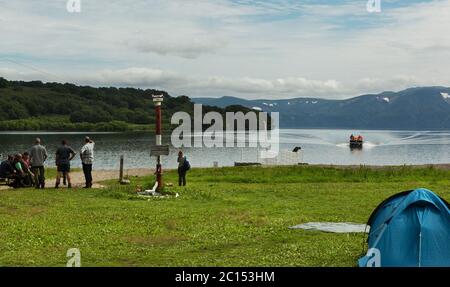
[349,135,363,148]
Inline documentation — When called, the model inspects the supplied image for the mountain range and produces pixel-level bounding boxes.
[193,87,450,130]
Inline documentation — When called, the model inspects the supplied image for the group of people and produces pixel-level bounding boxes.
[0,136,95,189]
[350,134,364,142]
[1,137,191,189]
[0,152,37,188]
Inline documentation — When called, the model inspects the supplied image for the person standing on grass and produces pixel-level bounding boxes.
[29,138,48,189]
[80,136,95,188]
[177,151,190,186]
[55,139,76,189]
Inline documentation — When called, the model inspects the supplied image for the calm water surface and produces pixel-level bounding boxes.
[0,129,449,170]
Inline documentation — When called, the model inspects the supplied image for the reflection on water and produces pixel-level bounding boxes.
[0,129,449,169]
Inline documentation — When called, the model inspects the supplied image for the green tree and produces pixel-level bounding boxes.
[0,77,8,88]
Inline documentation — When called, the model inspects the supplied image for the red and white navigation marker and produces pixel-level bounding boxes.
[152,94,164,192]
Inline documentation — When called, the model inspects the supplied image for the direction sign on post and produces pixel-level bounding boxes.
[150,145,170,157]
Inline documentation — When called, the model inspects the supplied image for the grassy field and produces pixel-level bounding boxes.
[1,165,450,267]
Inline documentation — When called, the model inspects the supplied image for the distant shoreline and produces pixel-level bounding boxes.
[2,127,450,133]
[52,164,450,172]
[309,163,450,170]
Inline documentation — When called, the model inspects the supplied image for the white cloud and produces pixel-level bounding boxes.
[82,68,189,88]
[357,76,424,93]
[0,0,449,99]
[79,68,346,98]
[191,76,344,97]
[133,35,227,59]
[0,66,345,98]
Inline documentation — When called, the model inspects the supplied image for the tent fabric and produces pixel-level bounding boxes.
[359,188,450,267]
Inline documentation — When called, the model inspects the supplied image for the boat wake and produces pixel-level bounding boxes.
[336,141,379,149]
[336,143,349,148]
[363,141,378,148]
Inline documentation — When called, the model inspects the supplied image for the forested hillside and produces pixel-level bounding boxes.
[0,78,253,131]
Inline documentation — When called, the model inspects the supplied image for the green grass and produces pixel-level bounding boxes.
[1,165,450,267]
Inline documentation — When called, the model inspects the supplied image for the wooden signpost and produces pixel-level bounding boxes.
[150,145,170,157]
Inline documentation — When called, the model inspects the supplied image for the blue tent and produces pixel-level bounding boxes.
[359,188,450,267]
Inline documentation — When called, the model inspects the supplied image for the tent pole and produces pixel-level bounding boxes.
[418,231,422,267]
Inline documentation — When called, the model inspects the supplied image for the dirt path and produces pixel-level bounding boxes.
[0,168,154,190]
[47,168,154,189]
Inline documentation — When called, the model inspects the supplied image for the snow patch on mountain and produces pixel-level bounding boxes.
[376,96,390,103]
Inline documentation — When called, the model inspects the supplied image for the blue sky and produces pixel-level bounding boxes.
[0,0,449,99]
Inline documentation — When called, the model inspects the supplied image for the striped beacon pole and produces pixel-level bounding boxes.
[153,94,164,192]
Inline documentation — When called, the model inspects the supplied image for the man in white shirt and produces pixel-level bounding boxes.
[80,136,95,188]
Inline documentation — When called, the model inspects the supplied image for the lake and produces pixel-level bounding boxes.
[0,129,449,170]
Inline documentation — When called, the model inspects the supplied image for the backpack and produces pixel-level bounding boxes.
[183,158,191,171]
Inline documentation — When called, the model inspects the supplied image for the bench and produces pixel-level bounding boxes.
[0,178,11,186]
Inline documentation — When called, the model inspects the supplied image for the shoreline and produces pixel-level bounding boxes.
[309,163,450,170]
[46,163,450,172]
[38,163,450,172]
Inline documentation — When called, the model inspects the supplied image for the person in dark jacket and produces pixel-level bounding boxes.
[0,155,15,179]
[55,139,76,189]
[177,151,188,186]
